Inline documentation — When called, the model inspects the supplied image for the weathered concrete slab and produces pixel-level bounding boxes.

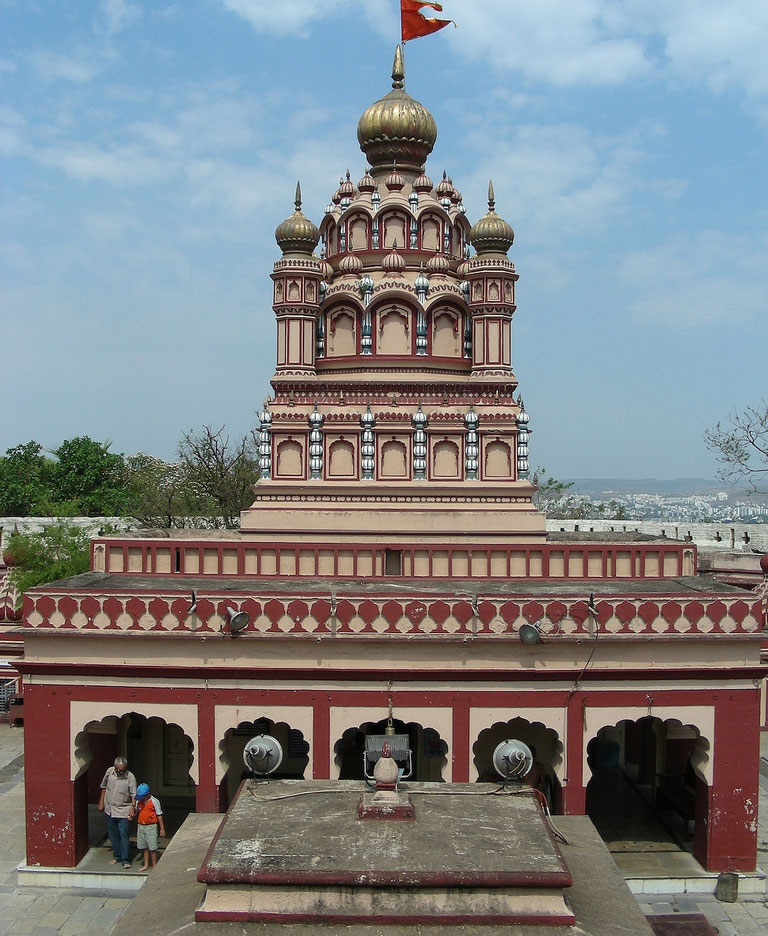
[199,781,570,886]
[112,810,655,935]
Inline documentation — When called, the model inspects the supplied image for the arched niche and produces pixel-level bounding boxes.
[432,439,460,479]
[377,304,410,355]
[380,439,408,479]
[218,717,309,809]
[327,307,356,357]
[382,212,408,249]
[473,717,564,810]
[420,214,442,252]
[276,438,304,478]
[347,213,369,251]
[484,438,512,479]
[431,307,461,357]
[328,438,356,478]
[334,718,447,782]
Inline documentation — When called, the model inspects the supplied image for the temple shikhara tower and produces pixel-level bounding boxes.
[246,46,543,562]
[18,49,765,888]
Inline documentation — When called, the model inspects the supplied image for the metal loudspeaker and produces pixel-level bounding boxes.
[519,620,543,644]
[226,606,250,634]
[243,734,283,776]
[492,739,533,782]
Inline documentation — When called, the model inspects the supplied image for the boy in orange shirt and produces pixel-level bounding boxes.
[135,783,166,872]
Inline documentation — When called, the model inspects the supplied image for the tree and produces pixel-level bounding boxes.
[50,437,129,516]
[704,401,768,495]
[533,471,599,519]
[5,521,92,598]
[124,452,216,528]
[178,425,260,528]
[0,442,56,516]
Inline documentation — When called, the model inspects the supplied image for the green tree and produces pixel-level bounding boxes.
[704,401,768,495]
[50,437,129,516]
[5,521,92,598]
[0,442,56,516]
[178,425,259,528]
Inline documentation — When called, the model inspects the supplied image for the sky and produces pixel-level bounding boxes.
[2,0,767,480]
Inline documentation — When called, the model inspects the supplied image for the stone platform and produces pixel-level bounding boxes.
[197,781,575,926]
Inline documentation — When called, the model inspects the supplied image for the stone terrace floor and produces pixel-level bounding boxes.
[0,722,766,936]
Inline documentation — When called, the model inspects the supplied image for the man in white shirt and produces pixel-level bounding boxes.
[98,756,137,869]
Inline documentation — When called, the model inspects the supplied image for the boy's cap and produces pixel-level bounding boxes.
[136,783,150,798]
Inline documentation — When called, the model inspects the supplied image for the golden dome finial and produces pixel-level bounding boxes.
[294,180,302,211]
[392,44,405,90]
[275,181,320,256]
[488,179,495,210]
[470,180,515,256]
[357,46,436,175]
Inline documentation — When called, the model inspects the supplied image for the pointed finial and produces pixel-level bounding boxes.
[392,45,404,89]
[442,170,447,180]
[346,169,351,180]
[488,180,495,210]
[294,180,302,210]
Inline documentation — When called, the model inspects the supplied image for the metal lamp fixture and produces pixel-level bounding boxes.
[518,620,544,645]
[226,606,250,635]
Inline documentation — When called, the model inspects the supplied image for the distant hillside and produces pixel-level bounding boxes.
[566,478,718,496]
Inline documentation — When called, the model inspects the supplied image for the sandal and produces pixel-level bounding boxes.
[122,863,132,869]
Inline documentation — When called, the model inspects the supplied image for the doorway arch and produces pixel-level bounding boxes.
[585,716,710,866]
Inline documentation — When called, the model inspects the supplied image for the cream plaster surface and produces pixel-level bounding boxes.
[580,704,715,784]
[69,700,199,782]
[213,705,314,783]
[468,706,567,780]
[328,705,453,780]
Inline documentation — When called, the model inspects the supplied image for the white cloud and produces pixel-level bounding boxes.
[35,141,174,185]
[99,0,141,36]
[219,0,351,37]
[27,49,102,84]
[619,231,768,326]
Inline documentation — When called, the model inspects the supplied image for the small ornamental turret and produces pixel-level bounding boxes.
[470,180,515,256]
[464,407,479,480]
[272,182,322,376]
[275,181,320,256]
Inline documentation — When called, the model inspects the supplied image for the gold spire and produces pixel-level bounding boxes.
[392,44,404,89]
[294,180,302,210]
[488,179,495,210]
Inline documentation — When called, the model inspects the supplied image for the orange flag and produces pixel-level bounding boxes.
[401,1,454,41]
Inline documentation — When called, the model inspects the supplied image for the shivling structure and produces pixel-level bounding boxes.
[19,49,764,877]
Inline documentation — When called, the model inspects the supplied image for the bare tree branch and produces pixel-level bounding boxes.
[704,400,768,495]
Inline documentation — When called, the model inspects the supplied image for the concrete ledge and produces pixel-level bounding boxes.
[626,869,766,896]
[17,862,147,893]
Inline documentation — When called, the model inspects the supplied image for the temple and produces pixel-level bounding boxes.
[19,48,764,880]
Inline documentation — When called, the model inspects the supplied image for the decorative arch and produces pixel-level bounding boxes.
[218,717,310,808]
[376,303,410,354]
[432,439,460,479]
[334,717,448,782]
[276,438,304,478]
[381,211,408,249]
[431,306,461,357]
[473,717,564,809]
[346,212,370,251]
[380,439,408,478]
[484,438,512,479]
[327,306,357,357]
[419,213,442,252]
[328,438,356,478]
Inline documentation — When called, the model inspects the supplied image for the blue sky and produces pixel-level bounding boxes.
[2,0,767,480]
